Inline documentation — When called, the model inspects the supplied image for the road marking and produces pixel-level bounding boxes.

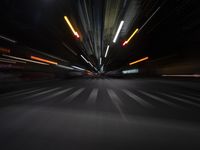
[0,88,35,97]
[0,88,47,100]
[107,89,127,121]
[23,87,61,99]
[160,93,200,108]
[138,90,184,109]
[122,89,153,108]
[87,88,98,104]
[63,88,85,103]
[12,88,46,97]
[173,93,200,102]
[33,87,74,103]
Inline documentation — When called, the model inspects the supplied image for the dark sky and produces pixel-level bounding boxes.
[0,0,200,71]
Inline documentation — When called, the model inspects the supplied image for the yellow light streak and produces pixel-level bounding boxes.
[129,57,149,66]
[123,28,139,46]
[64,16,80,38]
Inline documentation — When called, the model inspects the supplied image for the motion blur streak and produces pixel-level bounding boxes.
[56,64,74,70]
[64,16,80,38]
[0,0,200,150]
[3,54,49,65]
[104,45,110,58]
[100,57,102,65]
[162,74,200,78]
[0,58,26,64]
[31,56,58,65]
[113,21,124,43]
[139,7,161,32]
[80,55,89,64]
[123,28,139,46]
[0,35,17,43]
[72,65,85,71]
[129,57,149,65]
[0,59,16,64]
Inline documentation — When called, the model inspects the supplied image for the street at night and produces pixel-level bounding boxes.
[0,0,200,149]
[1,78,200,149]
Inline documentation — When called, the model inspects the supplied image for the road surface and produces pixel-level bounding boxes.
[0,78,200,150]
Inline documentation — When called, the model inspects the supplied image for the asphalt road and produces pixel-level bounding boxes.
[0,78,200,150]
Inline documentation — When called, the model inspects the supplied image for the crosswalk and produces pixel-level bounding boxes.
[0,86,200,112]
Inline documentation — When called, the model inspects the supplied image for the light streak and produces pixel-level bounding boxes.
[81,55,89,63]
[162,74,200,78]
[123,28,139,46]
[72,65,85,71]
[3,54,49,65]
[0,35,17,43]
[64,16,80,38]
[113,21,124,43]
[129,57,149,66]
[31,56,58,65]
[105,45,110,58]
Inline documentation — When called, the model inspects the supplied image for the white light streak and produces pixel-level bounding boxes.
[3,54,49,65]
[0,59,16,64]
[113,21,124,43]
[162,74,200,78]
[100,57,102,65]
[0,57,26,64]
[122,69,139,74]
[72,65,85,71]
[139,7,161,32]
[105,45,110,58]
[0,35,17,43]
[56,64,74,70]
[81,55,89,64]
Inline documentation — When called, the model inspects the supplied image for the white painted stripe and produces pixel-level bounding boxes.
[107,89,127,121]
[87,89,98,104]
[122,89,153,108]
[37,88,73,102]
[138,90,183,109]
[173,93,200,102]
[23,87,61,99]
[160,93,200,108]
[0,88,34,97]
[9,88,46,98]
[63,88,85,103]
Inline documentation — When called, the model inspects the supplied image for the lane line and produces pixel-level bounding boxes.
[173,93,200,102]
[87,88,98,104]
[63,88,85,103]
[33,87,74,103]
[138,90,184,109]
[0,88,36,97]
[107,89,127,121]
[160,93,200,108]
[10,88,46,97]
[22,87,61,100]
[122,89,154,108]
